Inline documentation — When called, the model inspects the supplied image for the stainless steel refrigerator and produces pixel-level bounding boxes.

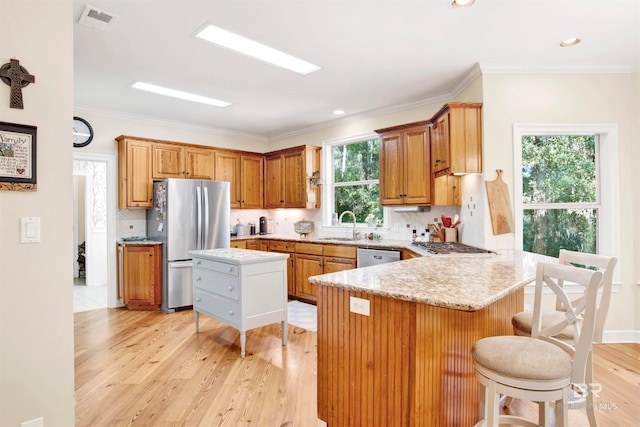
[147,178,230,312]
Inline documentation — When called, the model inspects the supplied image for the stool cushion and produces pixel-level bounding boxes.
[472,336,572,381]
[512,311,574,340]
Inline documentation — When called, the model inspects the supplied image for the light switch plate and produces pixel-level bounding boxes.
[349,296,370,316]
[20,217,41,243]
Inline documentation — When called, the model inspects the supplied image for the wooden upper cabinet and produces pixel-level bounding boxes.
[431,102,483,175]
[433,174,461,206]
[117,136,154,209]
[241,154,264,209]
[264,145,320,209]
[185,146,215,180]
[214,150,242,208]
[377,125,431,206]
[214,150,263,209]
[152,143,214,180]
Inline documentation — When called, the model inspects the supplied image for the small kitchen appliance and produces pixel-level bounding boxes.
[259,216,268,235]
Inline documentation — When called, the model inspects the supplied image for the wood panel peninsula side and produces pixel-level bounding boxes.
[308,251,552,427]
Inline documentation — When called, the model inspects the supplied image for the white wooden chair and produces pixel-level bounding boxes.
[472,261,604,427]
[509,250,617,426]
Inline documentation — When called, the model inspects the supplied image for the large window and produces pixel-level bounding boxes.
[521,135,599,257]
[514,124,619,264]
[322,133,384,225]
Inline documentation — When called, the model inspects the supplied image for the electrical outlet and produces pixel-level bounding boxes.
[349,296,370,316]
[21,417,44,427]
[524,304,532,312]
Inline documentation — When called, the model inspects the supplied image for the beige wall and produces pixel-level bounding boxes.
[482,72,639,336]
[0,1,75,426]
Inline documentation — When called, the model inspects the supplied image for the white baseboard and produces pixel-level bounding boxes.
[602,330,640,343]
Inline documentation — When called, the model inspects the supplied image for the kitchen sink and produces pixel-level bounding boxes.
[316,237,356,241]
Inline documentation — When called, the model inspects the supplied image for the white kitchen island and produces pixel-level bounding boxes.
[189,248,290,358]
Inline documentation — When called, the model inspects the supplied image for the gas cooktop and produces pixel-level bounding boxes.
[411,241,495,255]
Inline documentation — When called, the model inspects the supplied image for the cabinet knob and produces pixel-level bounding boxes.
[195,276,201,281]
[196,260,202,265]
[228,285,234,291]
[228,310,234,316]
[195,297,202,302]
[227,267,233,273]
[435,159,441,163]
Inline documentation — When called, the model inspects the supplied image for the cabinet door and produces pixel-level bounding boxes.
[185,147,215,180]
[241,154,263,209]
[283,151,304,208]
[126,141,154,208]
[214,150,242,208]
[152,143,184,179]
[122,245,161,309]
[433,174,461,206]
[264,155,284,208]
[323,257,356,274]
[431,113,450,174]
[379,132,405,206]
[403,126,431,205]
[295,253,323,301]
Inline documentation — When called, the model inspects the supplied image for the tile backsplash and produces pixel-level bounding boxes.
[116,209,147,237]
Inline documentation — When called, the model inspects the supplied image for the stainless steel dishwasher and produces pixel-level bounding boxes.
[357,248,401,268]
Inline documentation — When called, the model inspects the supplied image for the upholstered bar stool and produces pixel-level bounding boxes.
[472,262,603,427]
[510,250,617,426]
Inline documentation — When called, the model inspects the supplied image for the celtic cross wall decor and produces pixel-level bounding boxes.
[0,59,35,109]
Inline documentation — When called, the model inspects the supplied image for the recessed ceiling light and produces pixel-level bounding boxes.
[333,110,345,115]
[195,24,321,76]
[131,82,231,107]
[560,37,581,47]
[451,0,475,8]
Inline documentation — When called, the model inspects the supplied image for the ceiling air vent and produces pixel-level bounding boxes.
[78,5,118,31]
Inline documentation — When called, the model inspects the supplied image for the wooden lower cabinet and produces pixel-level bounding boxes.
[117,243,162,310]
[230,240,247,249]
[294,243,356,303]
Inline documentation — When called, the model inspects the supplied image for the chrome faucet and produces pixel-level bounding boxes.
[338,210,357,240]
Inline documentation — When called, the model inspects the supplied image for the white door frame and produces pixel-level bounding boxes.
[73,152,119,308]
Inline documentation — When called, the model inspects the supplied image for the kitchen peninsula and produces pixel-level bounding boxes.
[308,251,551,426]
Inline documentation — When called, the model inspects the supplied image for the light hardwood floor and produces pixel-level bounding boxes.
[74,308,639,426]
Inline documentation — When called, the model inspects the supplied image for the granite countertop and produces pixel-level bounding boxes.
[117,237,161,245]
[189,248,289,265]
[308,250,557,311]
[232,233,417,252]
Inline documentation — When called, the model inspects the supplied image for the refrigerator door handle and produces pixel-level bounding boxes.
[203,186,210,249]
[196,185,202,250]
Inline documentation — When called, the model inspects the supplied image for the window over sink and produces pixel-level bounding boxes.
[322,132,386,227]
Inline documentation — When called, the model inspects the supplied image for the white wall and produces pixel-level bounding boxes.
[481,72,639,336]
[0,1,75,426]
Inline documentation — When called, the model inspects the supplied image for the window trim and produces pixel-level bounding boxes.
[321,131,388,228]
[513,123,621,286]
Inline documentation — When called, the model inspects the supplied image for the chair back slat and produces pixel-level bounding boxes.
[558,250,618,343]
[532,262,603,384]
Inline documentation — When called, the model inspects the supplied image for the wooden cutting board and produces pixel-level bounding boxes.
[485,169,514,235]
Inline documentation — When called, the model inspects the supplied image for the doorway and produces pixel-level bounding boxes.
[73,153,118,311]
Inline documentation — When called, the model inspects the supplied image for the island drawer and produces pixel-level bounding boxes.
[193,268,240,300]
[193,258,239,276]
[194,288,240,327]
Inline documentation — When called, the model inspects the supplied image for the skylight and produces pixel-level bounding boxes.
[194,24,321,76]
[131,82,232,107]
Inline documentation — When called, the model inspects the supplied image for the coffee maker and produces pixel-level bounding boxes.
[259,216,267,235]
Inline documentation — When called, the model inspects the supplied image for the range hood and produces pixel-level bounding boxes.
[392,206,431,213]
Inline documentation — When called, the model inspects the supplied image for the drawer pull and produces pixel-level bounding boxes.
[228,310,234,316]
[228,286,234,291]
[196,260,202,266]
[195,276,202,281]
[195,297,202,302]
[227,267,233,273]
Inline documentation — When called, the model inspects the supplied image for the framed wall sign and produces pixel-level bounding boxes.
[0,121,37,191]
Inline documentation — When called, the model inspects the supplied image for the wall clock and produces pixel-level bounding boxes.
[73,116,94,147]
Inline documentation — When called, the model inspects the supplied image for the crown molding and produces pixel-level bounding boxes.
[479,63,639,74]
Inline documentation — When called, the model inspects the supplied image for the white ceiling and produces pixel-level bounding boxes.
[73,0,640,141]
